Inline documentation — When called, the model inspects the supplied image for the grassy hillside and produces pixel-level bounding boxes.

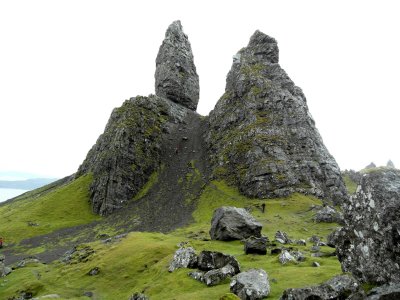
[0,174,100,245]
[0,180,342,299]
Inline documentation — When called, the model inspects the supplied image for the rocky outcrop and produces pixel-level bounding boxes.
[189,264,237,286]
[365,162,377,169]
[169,246,198,272]
[155,21,199,110]
[366,284,400,299]
[313,205,343,224]
[280,275,361,300]
[230,269,270,300]
[206,30,347,204]
[77,95,189,215]
[197,250,240,274]
[336,168,400,284]
[387,160,395,168]
[188,250,240,286]
[209,207,262,240]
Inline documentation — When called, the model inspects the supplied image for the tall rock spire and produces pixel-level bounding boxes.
[207,30,347,203]
[155,21,200,110]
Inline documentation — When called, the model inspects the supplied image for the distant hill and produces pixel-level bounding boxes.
[0,178,58,190]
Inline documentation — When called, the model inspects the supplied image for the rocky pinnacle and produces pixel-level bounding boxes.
[207,30,347,203]
[155,20,200,111]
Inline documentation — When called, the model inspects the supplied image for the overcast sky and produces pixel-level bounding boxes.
[1,0,399,179]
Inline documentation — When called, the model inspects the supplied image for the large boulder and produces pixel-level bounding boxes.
[335,168,400,284]
[168,246,198,272]
[280,275,361,300]
[210,207,262,241]
[206,30,347,203]
[197,251,240,274]
[244,237,268,255]
[155,20,199,110]
[230,269,270,300]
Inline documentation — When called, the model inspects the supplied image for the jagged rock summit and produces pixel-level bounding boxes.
[206,30,347,203]
[77,24,347,218]
[155,20,200,111]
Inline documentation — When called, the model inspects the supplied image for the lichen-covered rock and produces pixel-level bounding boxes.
[206,30,347,204]
[77,95,189,215]
[197,251,240,274]
[155,20,199,110]
[326,227,342,248]
[230,269,270,300]
[280,275,361,300]
[313,205,344,224]
[336,168,400,284]
[128,293,149,300]
[244,236,268,255]
[168,246,198,272]
[278,250,296,265]
[199,264,237,286]
[210,207,262,241]
[275,231,292,244]
[366,284,400,299]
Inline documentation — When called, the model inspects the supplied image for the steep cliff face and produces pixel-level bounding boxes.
[155,20,200,111]
[206,30,347,203]
[77,95,189,215]
[335,168,400,284]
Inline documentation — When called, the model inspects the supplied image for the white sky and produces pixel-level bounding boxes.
[1,0,399,178]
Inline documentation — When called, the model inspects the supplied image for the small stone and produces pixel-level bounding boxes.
[295,239,307,246]
[88,267,100,276]
[312,262,320,267]
[275,231,292,244]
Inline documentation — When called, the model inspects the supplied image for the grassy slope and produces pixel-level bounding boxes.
[0,174,100,245]
[342,174,357,195]
[0,181,342,300]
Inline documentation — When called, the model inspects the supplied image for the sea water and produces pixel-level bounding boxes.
[0,188,28,203]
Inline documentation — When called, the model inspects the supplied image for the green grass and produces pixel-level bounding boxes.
[342,174,358,194]
[0,180,342,300]
[0,174,101,245]
[132,167,161,201]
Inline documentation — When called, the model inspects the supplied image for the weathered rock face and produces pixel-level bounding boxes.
[244,237,268,255]
[209,207,262,240]
[336,168,400,284]
[168,246,198,272]
[366,284,400,299]
[197,251,240,274]
[280,275,361,300]
[155,20,199,110]
[77,95,189,215]
[230,269,270,300]
[313,205,344,224]
[387,160,395,168]
[206,30,347,204]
